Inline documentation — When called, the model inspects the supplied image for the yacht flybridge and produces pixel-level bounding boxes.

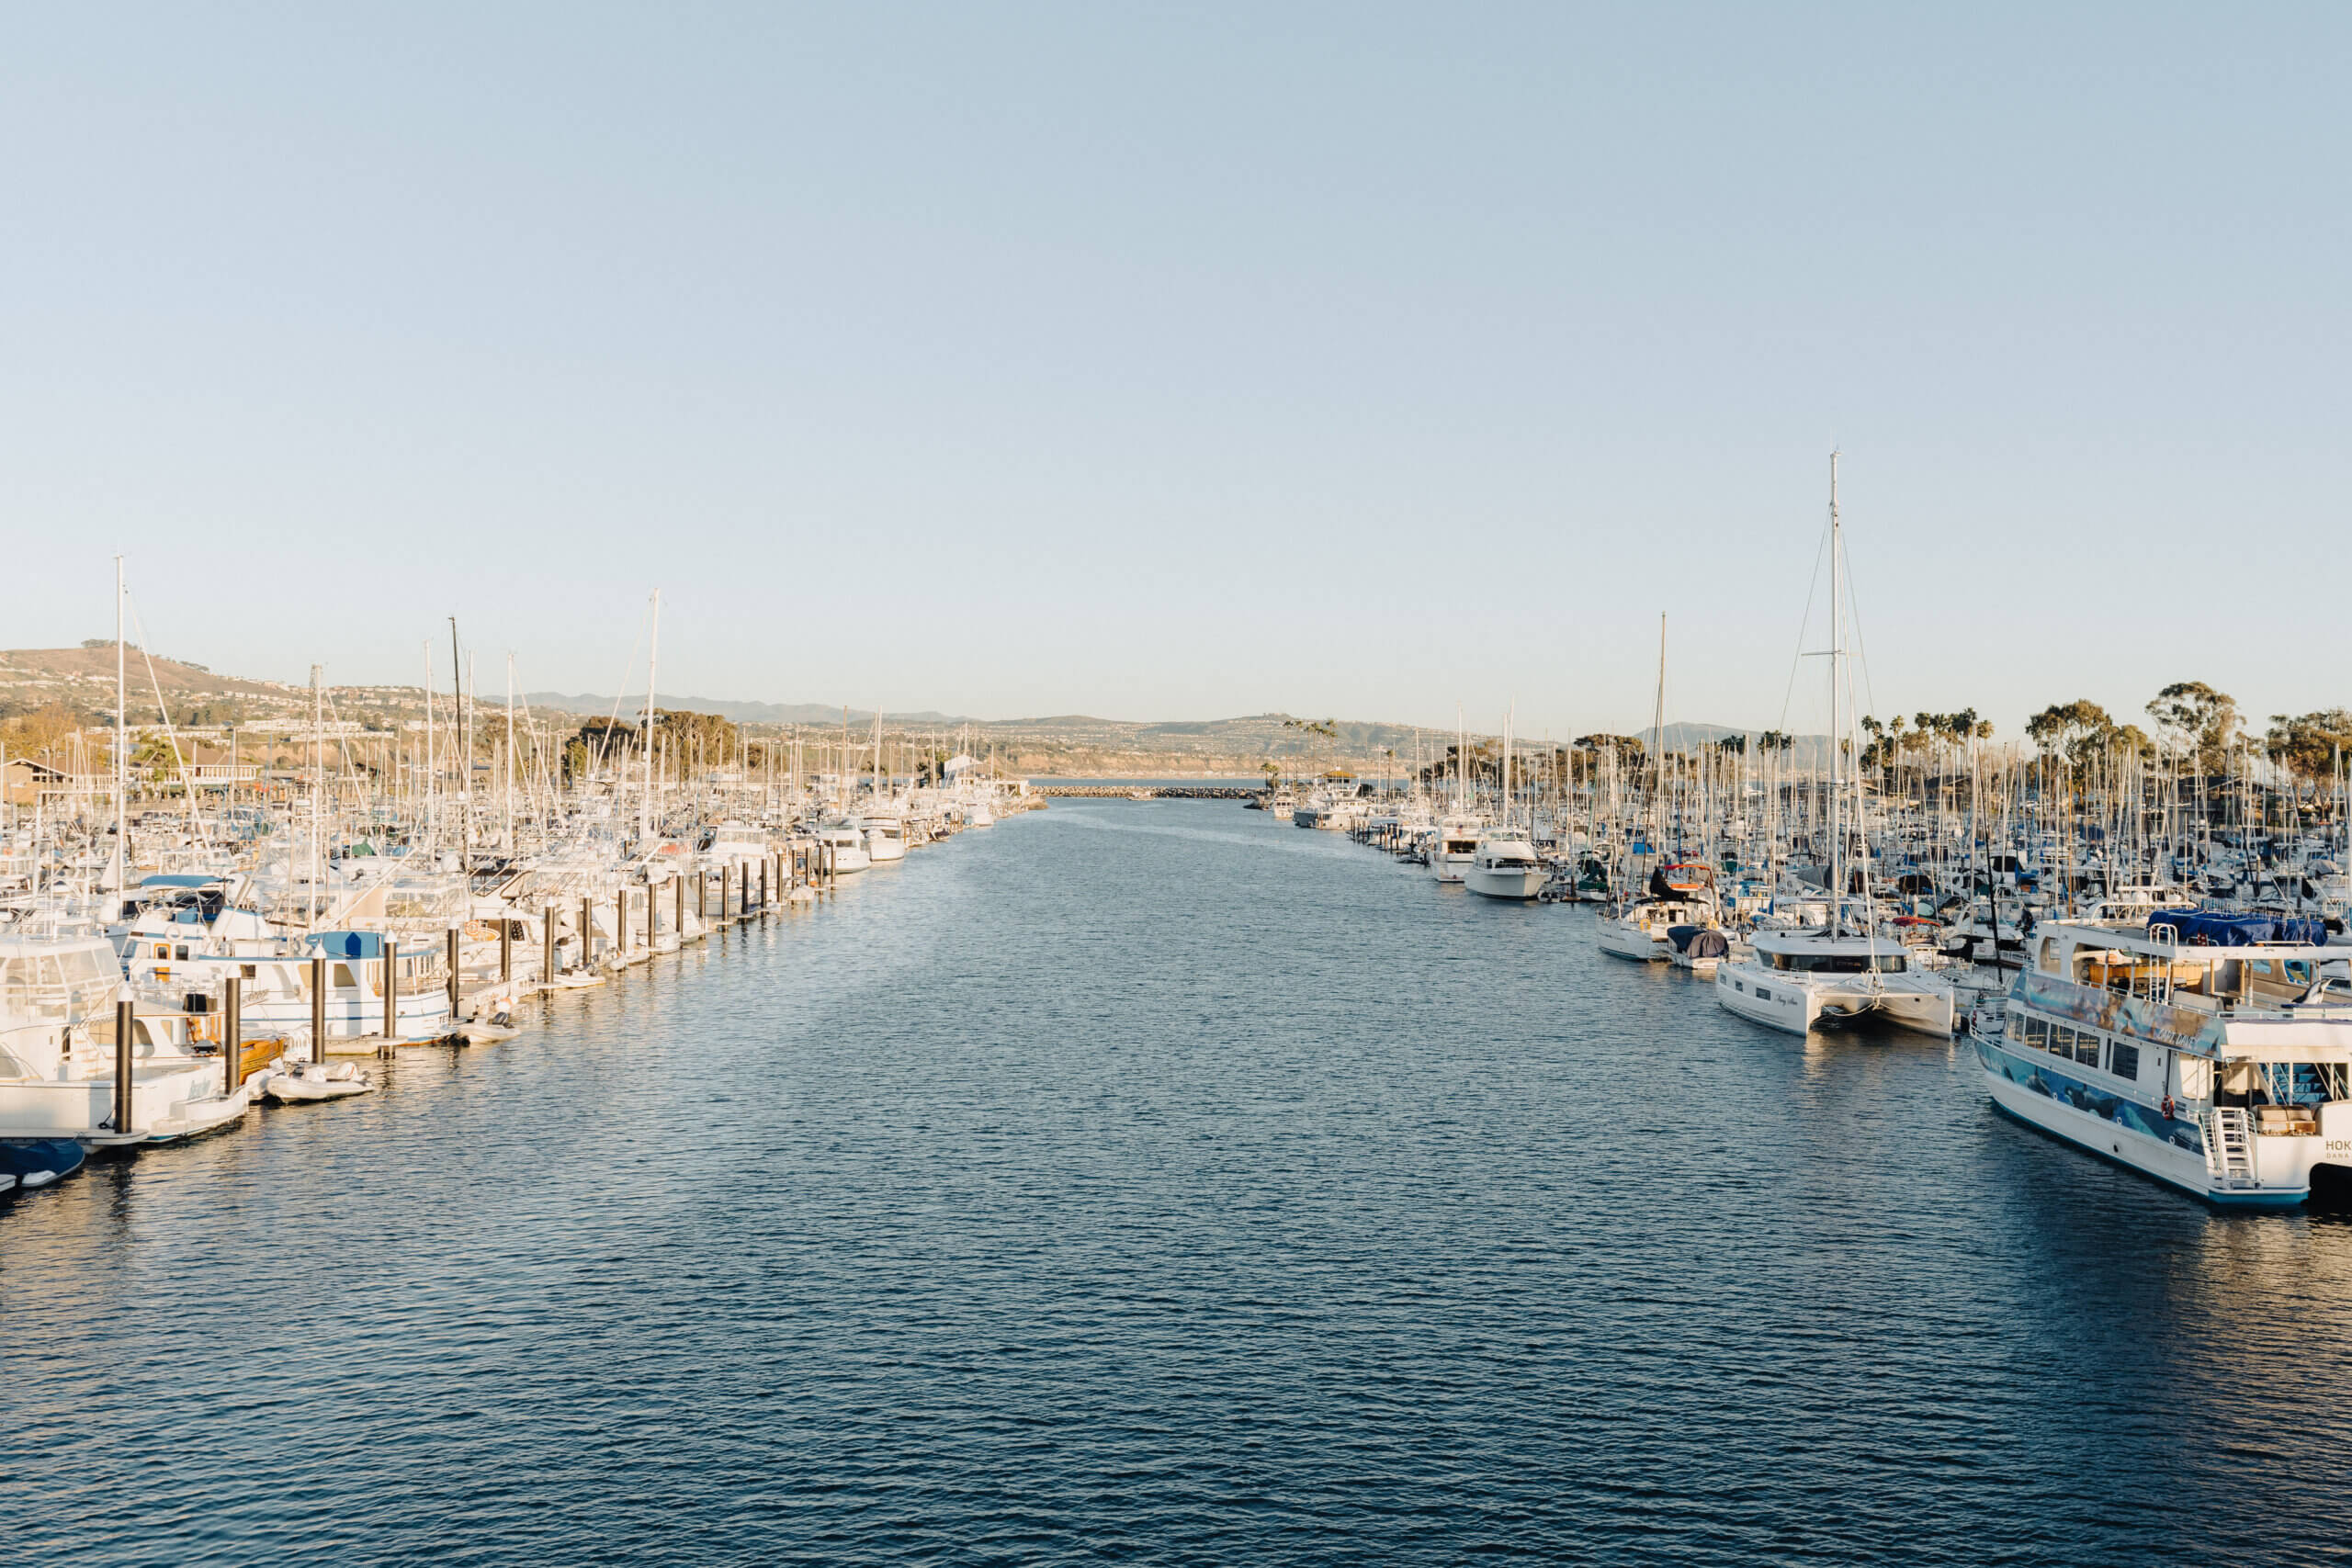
[1973,908,2352,1207]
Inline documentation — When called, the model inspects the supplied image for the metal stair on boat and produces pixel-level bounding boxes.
[2205,1107,2257,1188]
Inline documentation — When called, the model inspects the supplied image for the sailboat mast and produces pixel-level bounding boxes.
[310,663,323,929]
[113,555,126,900]
[1828,451,1844,919]
[641,590,661,843]
[450,619,467,859]
[504,652,516,855]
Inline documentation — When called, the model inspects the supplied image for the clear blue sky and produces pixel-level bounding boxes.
[4,5,2345,741]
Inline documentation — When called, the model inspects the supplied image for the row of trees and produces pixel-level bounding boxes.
[2021,681,2352,785]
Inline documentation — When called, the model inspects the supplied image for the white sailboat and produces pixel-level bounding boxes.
[1713,454,1956,1037]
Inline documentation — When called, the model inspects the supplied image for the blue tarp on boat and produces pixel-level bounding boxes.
[2149,909,2329,947]
[306,931,384,960]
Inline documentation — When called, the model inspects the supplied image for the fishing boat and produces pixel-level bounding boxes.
[1971,908,2352,1206]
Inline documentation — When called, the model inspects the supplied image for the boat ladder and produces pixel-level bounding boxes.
[2205,1107,2257,1187]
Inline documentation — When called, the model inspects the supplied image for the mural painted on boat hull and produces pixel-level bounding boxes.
[1976,1037,2205,1155]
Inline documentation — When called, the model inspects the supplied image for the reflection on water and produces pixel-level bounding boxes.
[3,801,2343,1565]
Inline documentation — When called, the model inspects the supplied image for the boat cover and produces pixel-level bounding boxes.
[2148,909,2328,947]
[1667,925,1730,958]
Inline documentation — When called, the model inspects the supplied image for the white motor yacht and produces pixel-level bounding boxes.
[1428,817,1482,885]
[1464,828,1545,900]
[862,817,909,863]
[1972,907,2352,1206]
[697,821,771,871]
[814,823,873,874]
[0,920,254,1142]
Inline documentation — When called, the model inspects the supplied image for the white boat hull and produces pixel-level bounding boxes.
[1596,918,1669,962]
[1465,864,1544,900]
[1713,961,1956,1036]
[1973,1035,2312,1208]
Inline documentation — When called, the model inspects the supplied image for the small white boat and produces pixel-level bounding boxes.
[814,823,873,874]
[258,1062,375,1102]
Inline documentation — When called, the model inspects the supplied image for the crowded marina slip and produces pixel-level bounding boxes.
[9,480,2352,1214]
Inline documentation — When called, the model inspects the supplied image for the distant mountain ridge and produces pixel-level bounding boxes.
[2,648,1835,767]
[525,693,970,727]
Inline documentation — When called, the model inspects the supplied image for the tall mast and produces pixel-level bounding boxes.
[310,663,323,930]
[423,638,435,846]
[1651,613,1667,848]
[504,652,516,855]
[113,555,126,898]
[641,589,661,844]
[1455,704,1465,814]
[449,620,467,861]
[1828,450,1844,921]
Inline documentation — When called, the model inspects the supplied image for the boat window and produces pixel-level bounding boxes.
[2015,1014,2045,1049]
[1773,951,1908,975]
[1755,987,1772,1003]
[2040,937,2060,972]
[2109,1042,2141,1082]
[175,945,190,963]
[2075,1032,2101,1068]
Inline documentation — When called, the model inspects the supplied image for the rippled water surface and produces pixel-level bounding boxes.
[7,802,2350,1565]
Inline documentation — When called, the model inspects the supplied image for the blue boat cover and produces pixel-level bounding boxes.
[306,931,384,960]
[2149,909,2329,947]
[139,874,222,888]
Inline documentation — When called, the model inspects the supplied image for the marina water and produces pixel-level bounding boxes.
[6,801,2347,1564]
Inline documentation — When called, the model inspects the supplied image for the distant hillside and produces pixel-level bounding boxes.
[1,647,1839,772]
[0,646,288,700]
[526,693,971,726]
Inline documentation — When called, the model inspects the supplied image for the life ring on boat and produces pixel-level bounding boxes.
[2161,1096,2176,1121]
